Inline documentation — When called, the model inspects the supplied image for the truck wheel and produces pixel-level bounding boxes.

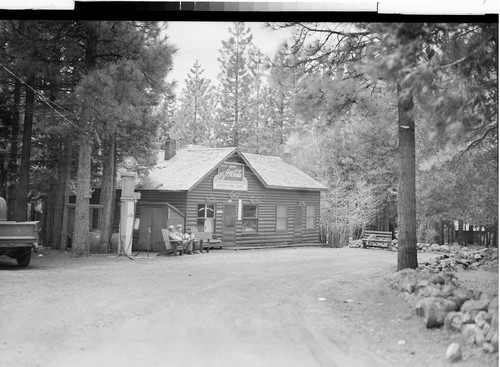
[16,251,31,267]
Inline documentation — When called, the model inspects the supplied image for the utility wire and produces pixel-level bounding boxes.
[0,63,102,146]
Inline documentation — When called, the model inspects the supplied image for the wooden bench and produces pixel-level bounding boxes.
[160,229,185,256]
[190,227,222,252]
[361,230,393,251]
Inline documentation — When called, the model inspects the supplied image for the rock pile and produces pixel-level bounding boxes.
[386,267,498,362]
[420,247,498,272]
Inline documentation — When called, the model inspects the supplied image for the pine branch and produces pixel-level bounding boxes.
[455,126,498,162]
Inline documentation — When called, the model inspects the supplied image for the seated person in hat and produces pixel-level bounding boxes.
[186,227,201,254]
[175,224,198,255]
[167,224,185,255]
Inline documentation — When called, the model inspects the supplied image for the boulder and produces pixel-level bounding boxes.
[472,289,483,300]
[483,342,496,353]
[414,278,430,293]
[403,292,422,307]
[442,272,459,287]
[475,326,486,345]
[488,296,498,314]
[479,292,496,305]
[440,245,450,253]
[483,323,491,336]
[430,273,446,285]
[430,243,441,252]
[462,324,484,345]
[399,275,417,293]
[418,285,446,298]
[462,310,480,324]
[387,268,417,291]
[475,311,493,329]
[490,329,498,351]
[485,325,496,342]
[448,288,474,309]
[444,312,464,332]
[469,263,479,270]
[441,284,456,297]
[461,299,489,313]
[445,343,462,363]
[415,297,458,328]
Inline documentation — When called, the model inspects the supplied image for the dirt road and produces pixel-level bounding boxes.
[0,247,497,367]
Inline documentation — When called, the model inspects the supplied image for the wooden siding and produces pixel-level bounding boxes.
[138,190,187,214]
[186,153,321,247]
[132,190,188,247]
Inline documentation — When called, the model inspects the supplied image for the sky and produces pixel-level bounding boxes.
[164,22,294,93]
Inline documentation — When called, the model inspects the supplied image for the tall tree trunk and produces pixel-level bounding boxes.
[52,139,72,250]
[72,22,96,257]
[98,134,115,253]
[0,79,18,198]
[6,79,21,220]
[439,219,445,246]
[494,220,498,248]
[396,84,417,271]
[468,223,474,245]
[449,221,453,245]
[72,132,92,256]
[60,137,73,251]
[458,219,464,245]
[15,76,36,221]
[39,196,47,246]
[44,181,57,247]
[382,204,389,232]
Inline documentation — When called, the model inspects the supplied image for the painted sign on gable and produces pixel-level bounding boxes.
[213,162,248,191]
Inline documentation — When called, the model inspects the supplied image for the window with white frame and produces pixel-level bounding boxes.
[276,205,288,231]
[306,205,316,229]
[242,204,258,232]
[197,204,215,232]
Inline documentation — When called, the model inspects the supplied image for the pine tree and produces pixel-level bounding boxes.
[173,60,215,146]
[267,43,300,149]
[278,22,497,268]
[215,22,256,148]
[71,21,175,255]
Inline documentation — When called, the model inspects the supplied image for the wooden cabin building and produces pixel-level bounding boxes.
[134,143,327,251]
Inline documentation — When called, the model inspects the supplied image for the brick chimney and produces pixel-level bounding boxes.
[164,137,176,160]
[283,152,292,163]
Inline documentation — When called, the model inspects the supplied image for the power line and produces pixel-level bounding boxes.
[0,63,102,146]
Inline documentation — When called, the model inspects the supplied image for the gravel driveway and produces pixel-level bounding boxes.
[0,247,497,367]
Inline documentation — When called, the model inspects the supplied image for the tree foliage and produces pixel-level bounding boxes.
[172,60,215,146]
[215,22,258,148]
[272,22,497,267]
[0,20,176,256]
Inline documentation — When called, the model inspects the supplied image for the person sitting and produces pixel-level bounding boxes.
[175,224,195,255]
[167,225,185,255]
[186,227,201,254]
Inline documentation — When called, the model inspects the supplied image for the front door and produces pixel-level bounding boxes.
[223,204,236,247]
[293,206,303,243]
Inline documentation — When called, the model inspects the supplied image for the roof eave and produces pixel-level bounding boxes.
[265,185,328,192]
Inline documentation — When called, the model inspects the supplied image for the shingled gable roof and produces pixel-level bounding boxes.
[143,145,236,191]
[240,152,327,191]
[142,145,327,192]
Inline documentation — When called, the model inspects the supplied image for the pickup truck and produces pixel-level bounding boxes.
[0,221,39,267]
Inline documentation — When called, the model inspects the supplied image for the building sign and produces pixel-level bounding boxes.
[213,162,248,191]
